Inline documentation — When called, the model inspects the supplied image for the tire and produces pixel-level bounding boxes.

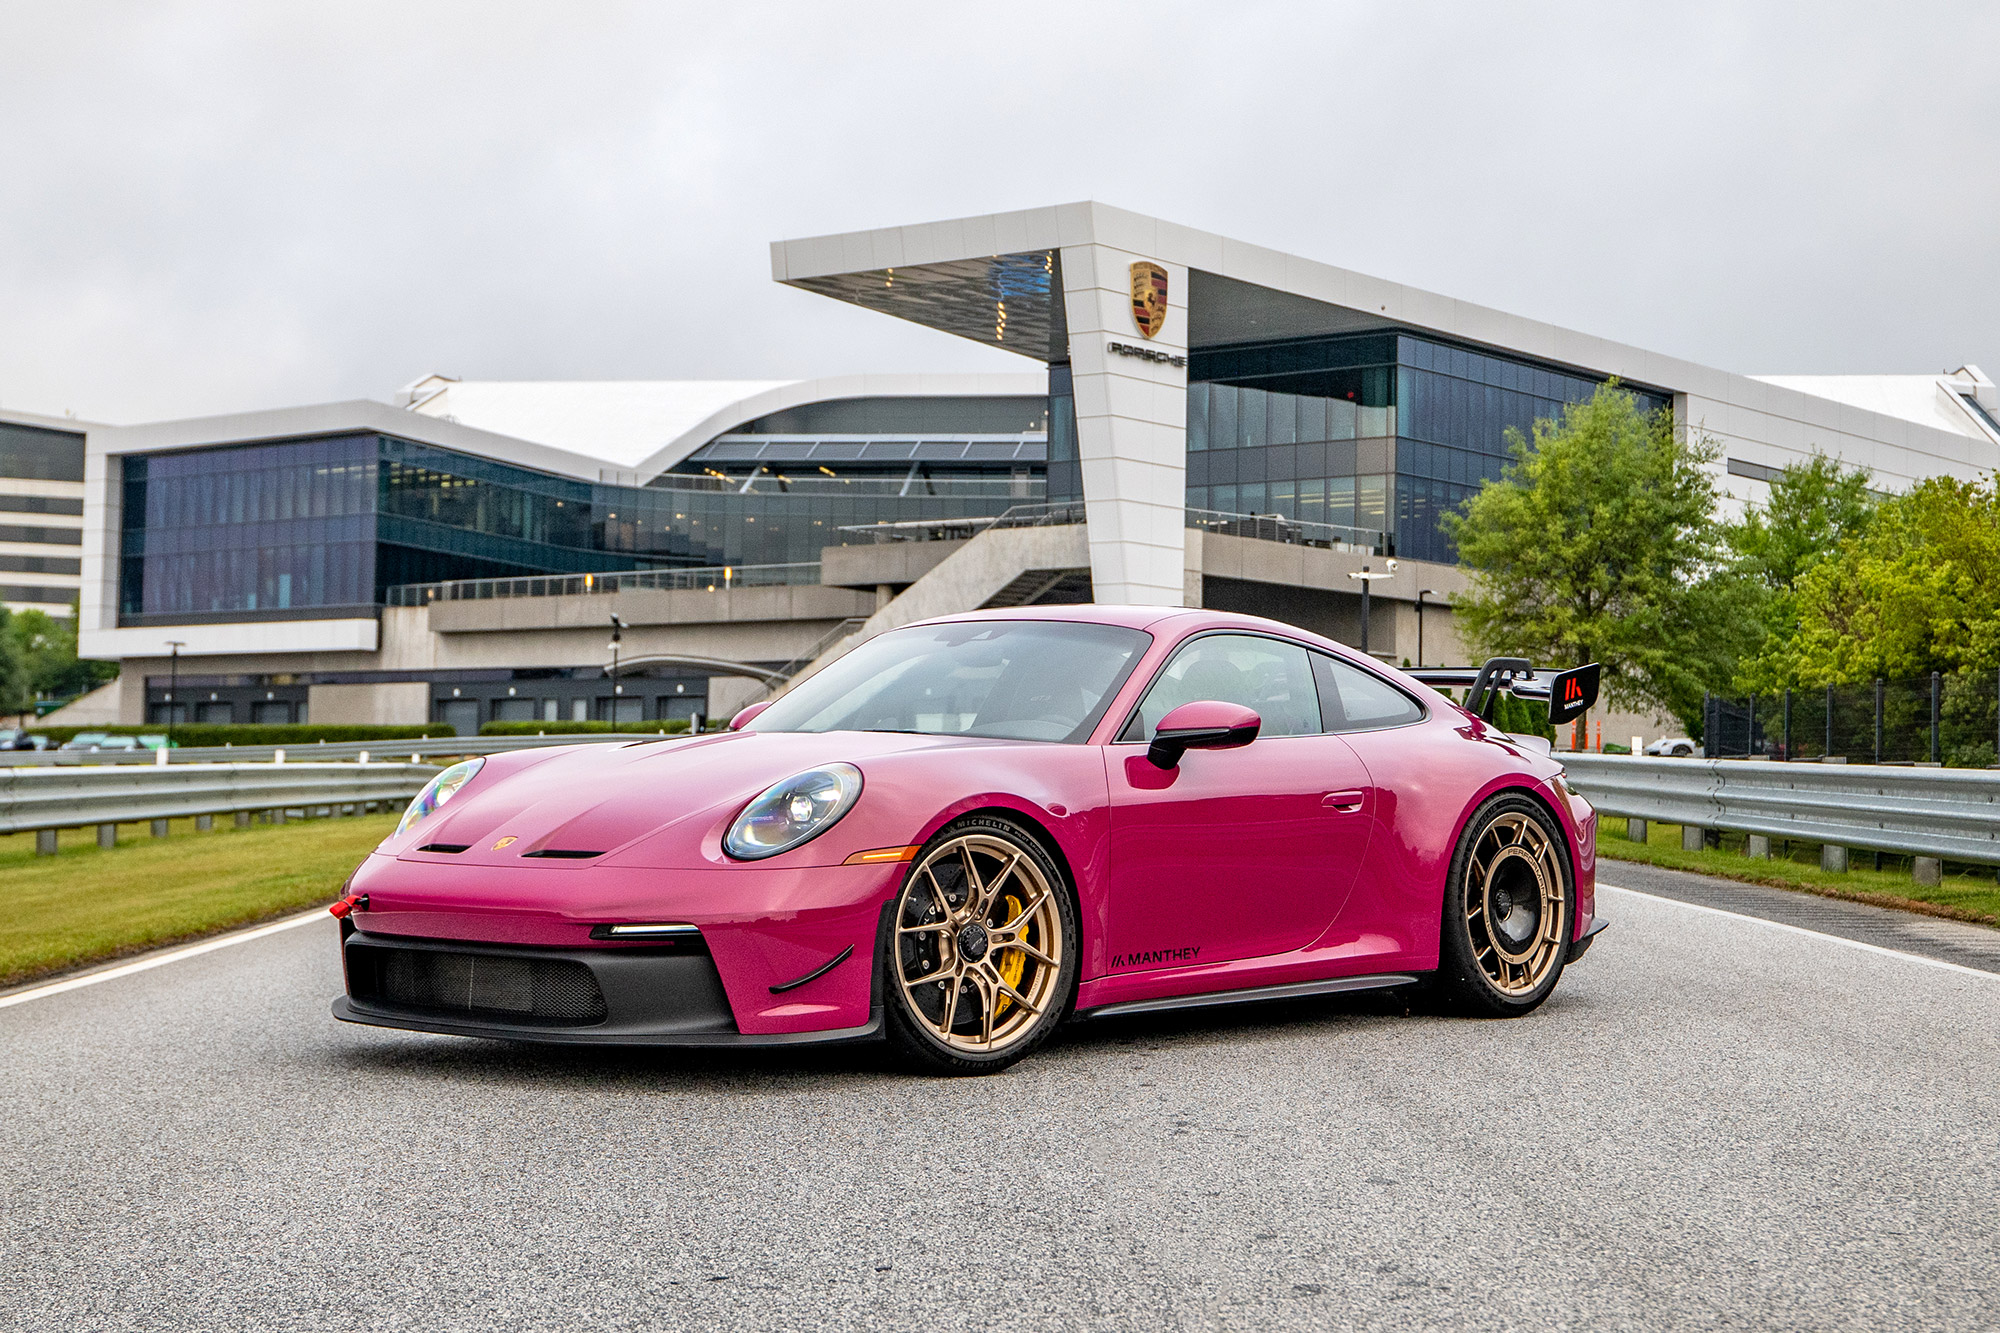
[1672,744,1693,757]
[881,815,1079,1075]
[1430,792,1574,1017]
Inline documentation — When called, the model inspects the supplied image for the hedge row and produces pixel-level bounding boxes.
[480,720,698,736]
[29,723,452,747]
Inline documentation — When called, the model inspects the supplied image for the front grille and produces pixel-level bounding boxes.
[347,942,608,1025]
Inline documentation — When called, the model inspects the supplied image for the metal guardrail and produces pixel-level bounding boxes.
[1559,754,2000,866]
[0,732,666,768]
[0,762,441,836]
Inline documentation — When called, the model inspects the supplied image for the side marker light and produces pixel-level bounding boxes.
[842,845,924,865]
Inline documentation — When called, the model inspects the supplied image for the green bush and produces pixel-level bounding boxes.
[30,723,451,747]
[480,719,694,736]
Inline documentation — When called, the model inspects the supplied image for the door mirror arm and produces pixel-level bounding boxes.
[1146,701,1262,769]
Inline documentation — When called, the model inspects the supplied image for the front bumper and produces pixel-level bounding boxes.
[333,929,881,1047]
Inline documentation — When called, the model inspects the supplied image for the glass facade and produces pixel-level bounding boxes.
[1189,333,1671,564]
[120,421,1047,625]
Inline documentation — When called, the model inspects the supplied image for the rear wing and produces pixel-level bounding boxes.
[1407,658,1601,727]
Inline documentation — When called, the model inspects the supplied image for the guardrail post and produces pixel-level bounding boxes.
[234,811,251,829]
[1627,817,1647,843]
[1913,856,1943,888]
[197,815,213,832]
[36,829,56,856]
[271,808,286,825]
[1681,825,1704,851]
[97,823,116,849]
[1822,844,1848,873]
[150,819,168,838]
[1873,678,1884,764]
[1747,835,1770,859]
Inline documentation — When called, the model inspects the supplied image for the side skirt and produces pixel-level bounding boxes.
[1072,972,1418,1023]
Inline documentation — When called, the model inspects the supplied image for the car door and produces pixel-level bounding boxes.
[1102,632,1375,971]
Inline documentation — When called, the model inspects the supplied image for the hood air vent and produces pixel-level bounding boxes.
[521,849,605,859]
[417,843,471,854]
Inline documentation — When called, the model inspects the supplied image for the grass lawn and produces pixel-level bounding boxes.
[1596,818,2000,926]
[0,813,398,988]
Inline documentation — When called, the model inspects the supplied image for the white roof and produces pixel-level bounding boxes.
[399,372,1049,478]
[405,378,797,469]
[1750,375,1982,438]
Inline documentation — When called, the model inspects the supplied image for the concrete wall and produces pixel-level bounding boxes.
[306,682,430,726]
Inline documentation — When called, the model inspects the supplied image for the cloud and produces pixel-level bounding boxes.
[1,1,1993,423]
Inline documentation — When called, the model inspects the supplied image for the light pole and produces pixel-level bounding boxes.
[1346,560,1397,658]
[165,641,185,747]
[606,614,625,724]
[1414,590,1436,667]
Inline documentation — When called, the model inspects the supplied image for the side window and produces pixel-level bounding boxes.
[1121,634,1322,741]
[1314,654,1424,733]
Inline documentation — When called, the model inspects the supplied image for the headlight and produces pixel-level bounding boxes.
[723,763,862,860]
[396,758,484,837]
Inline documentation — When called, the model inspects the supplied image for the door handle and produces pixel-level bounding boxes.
[1322,790,1365,813]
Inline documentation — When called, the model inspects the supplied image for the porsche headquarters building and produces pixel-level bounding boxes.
[36,203,2000,732]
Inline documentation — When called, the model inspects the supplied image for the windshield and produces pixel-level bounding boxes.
[750,619,1151,743]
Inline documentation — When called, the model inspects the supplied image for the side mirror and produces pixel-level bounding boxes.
[1147,700,1261,770]
[729,700,773,731]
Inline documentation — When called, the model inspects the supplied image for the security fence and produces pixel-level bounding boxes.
[1703,669,2000,768]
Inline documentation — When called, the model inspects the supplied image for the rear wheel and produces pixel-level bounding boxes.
[882,816,1077,1075]
[1432,793,1573,1016]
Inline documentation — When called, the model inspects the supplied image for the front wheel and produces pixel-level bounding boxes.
[1431,793,1574,1016]
[882,816,1077,1075]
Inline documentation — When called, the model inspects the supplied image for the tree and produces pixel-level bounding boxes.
[1727,452,1876,691]
[3,604,118,712]
[1756,475,2000,685]
[1441,381,1751,731]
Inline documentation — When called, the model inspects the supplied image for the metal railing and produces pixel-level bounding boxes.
[838,501,1389,556]
[1183,506,1388,555]
[0,732,660,768]
[0,762,441,837]
[386,561,823,606]
[1558,753,2000,867]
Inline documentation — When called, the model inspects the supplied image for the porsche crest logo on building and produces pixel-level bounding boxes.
[1129,261,1169,339]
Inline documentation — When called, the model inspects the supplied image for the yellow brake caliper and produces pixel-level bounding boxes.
[993,892,1026,1017]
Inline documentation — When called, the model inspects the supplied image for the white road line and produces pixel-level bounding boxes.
[0,909,329,1010]
[1599,883,2000,982]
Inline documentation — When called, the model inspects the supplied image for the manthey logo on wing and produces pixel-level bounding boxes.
[1129,260,1169,338]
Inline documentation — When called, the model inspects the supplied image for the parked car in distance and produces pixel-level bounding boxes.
[0,729,50,750]
[137,734,176,750]
[58,733,142,752]
[1644,737,1701,758]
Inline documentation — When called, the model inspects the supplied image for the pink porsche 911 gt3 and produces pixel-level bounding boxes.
[332,606,1605,1073]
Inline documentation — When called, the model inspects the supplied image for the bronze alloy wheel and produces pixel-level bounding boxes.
[1433,793,1573,1016]
[1464,811,1566,995]
[886,819,1074,1071]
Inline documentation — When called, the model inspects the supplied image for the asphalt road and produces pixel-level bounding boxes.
[4,870,1998,1331]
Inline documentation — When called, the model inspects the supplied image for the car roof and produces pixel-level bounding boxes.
[901,603,1353,657]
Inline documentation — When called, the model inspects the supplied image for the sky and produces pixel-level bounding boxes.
[1,2,1994,425]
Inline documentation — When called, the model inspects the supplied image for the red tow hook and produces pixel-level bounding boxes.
[328,892,369,918]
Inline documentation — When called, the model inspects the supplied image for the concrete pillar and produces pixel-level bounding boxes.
[35,829,57,856]
[1681,825,1705,852]
[150,819,169,839]
[271,808,286,825]
[1747,835,1771,859]
[1627,817,1647,843]
[234,811,251,829]
[1058,239,1188,605]
[196,814,213,832]
[1821,844,1849,873]
[97,824,116,849]
[1913,857,1943,888]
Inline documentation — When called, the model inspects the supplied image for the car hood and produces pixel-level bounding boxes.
[378,729,1018,871]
